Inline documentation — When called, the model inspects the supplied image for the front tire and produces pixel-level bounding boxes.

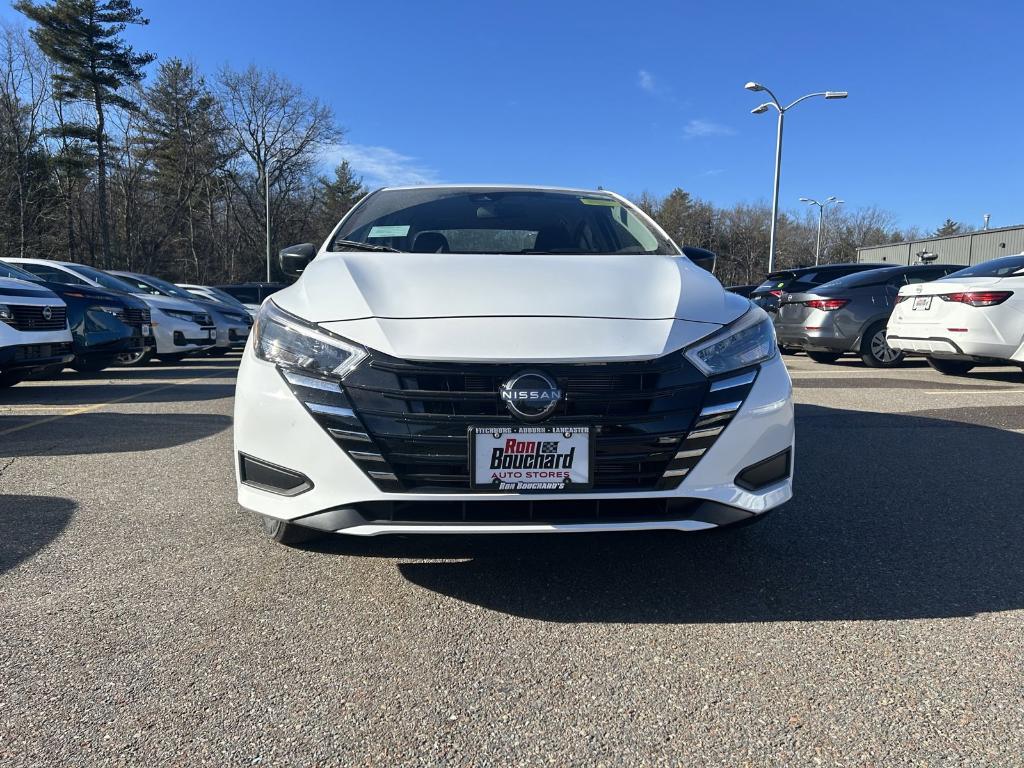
[860,322,904,368]
[116,348,152,366]
[927,357,975,376]
[807,351,842,364]
[258,515,323,546]
[0,372,26,388]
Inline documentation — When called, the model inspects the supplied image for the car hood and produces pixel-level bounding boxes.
[41,281,144,306]
[275,251,748,324]
[138,293,207,313]
[0,276,63,303]
[272,252,752,363]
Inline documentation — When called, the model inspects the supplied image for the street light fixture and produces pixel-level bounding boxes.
[745,82,849,273]
[799,196,844,265]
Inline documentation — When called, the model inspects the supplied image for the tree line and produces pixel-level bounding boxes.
[0,0,363,284]
[1,1,962,288]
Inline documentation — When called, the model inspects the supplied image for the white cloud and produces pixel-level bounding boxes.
[322,143,439,187]
[700,168,726,177]
[683,119,737,139]
[638,69,656,93]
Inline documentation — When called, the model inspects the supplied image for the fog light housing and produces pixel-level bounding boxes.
[735,448,791,491]
[239,453,313,496]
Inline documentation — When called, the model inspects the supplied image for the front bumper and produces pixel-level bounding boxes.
[0,341,74,373]
[234,346,795,535]
[151,313,216,354]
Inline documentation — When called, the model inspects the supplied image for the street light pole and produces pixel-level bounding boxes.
[769,107,783,277]
[745,83,848,274]
[799,196,844,265]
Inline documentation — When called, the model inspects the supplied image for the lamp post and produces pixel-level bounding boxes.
[799,196,844,265]
[745,82,848,274]
[264,164,271,283]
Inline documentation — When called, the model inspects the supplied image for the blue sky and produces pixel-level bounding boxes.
[3,0,1022,231]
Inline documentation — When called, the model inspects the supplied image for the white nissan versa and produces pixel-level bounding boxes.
[888,254,1024,375]
[234,186,794,543]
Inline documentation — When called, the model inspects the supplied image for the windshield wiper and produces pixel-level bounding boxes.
[333,239,403,253]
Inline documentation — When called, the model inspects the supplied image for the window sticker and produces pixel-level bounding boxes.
[579,198,618,206]
[367,225,410,238]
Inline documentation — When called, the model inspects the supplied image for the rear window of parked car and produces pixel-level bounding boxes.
[941,255,1024,279]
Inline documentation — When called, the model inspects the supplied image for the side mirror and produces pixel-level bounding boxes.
[278,243,316,278]
[681,246,716,273]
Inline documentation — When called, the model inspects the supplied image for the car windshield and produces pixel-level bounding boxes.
[331,188,678,255]
[60,264,139,294]
[941,255,1024,279]
[136,274,200,300]
[0,260,45,283]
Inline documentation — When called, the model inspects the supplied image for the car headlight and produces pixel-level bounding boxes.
[161,308,198,322]
[684,308,776,376]
[94,305,125,318]
[254,299,366,379]
[0,303,12,322]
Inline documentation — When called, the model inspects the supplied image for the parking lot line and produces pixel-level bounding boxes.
[924,389,1024,395]
[0,372,227,438]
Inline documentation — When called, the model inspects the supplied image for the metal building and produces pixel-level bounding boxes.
[857,224,1024,266]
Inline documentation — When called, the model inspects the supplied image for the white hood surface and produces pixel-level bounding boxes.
[141,293,209,314]
[279,252,745,322]
[272,251,750,363]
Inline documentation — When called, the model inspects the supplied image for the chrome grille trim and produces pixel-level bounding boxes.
[709,370,757,392]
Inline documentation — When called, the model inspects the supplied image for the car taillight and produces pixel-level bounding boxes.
[894,295,911,304]
[769,290,782,298]
[939,291,1013,307]
[805,298,849,311]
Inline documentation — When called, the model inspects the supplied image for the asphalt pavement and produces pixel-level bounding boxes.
[2,352,1023,766]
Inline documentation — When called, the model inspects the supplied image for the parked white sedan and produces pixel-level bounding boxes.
[887,254,1024,375]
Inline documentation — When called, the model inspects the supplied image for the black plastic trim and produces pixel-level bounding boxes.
[239,453,313,496]
[735,448,792,491]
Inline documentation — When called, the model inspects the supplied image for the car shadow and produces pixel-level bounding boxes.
[806,357,1023,383]
[0,412,232,457]
[306,404,1024,623]
[0,380,235,406]
[0,495,76,575]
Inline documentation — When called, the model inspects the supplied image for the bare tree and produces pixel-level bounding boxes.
[0,24,51,258]
[218,65,342,277]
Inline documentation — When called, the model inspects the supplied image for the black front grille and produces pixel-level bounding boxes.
[4,305,67,331]
[122,307,151,328]
[282,349,766,494]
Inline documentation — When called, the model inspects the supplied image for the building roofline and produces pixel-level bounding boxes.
[857,223,1024,251]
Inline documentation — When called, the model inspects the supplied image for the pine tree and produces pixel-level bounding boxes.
[15,0,154,265]
[933,218,962,237]
[140,58,229,279]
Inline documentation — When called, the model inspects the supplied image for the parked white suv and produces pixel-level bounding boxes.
[888,254,1024,375]
[0,276,74,387]
[234,186,794,544]
[9,259,216,364]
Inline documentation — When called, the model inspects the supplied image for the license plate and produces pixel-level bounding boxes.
[913,296,932,311]
[141,324,150,336]
[207,329,215,339]
[469,426,592,491]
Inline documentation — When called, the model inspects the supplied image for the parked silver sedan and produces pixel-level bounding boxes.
[774,264,962,367]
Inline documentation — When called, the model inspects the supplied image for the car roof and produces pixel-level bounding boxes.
[379,183,611,196]
[765,263,885,280]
